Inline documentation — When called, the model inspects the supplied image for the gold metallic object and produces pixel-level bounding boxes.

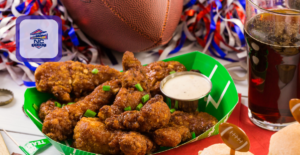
[0,89,14,106]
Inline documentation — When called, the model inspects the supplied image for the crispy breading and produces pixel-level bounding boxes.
[98,88,147,121]
[39,97,86,122]
[105,95,170,132]
[98,52,150,121]
[169,111,218,136]
[121,69,150,92]
[144,61,186,96]
[38,99,59,122]
[73,117,155,155]
[121,51,150,91]
[35,61,122,102]
[122,51,143,71]
[152,111,217,147]
[42,80,121,141]
[153,126,191,147]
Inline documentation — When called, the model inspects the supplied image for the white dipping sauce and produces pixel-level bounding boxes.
[162,74,211,100]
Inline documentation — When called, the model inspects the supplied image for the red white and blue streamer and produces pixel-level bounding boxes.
[0,0,250,86]
[157,0,247,62]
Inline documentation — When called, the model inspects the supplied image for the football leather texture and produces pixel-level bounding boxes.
[61,0,183,52]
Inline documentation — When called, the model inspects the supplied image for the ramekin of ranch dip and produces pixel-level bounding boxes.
[160,71,212,112]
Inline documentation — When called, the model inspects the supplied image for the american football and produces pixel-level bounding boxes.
[289,98,300,123]
[61,0,183,52]
[219,123,250,152]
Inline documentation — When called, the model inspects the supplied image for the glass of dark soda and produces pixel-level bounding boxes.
[246,0,300,131]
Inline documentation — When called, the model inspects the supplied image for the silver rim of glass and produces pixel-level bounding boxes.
[248,0,300,15]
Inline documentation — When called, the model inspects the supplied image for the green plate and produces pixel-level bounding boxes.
[24,51,238,155]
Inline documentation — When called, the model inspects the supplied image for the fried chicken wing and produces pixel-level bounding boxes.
[72,96,86,102]
[121,69,150,92]
[153,126,191,147]
[39,97,86,122]
[35,61,122,102]
[98,88,147,121]
[39,99,59,122]
[169,111,218,136]
[144,61,186,96]
[42,80,121,141]
[73,117,155,155]
[151,111,216,147]
[122,51,144,71]
[98,52,150,121]
[105,95,170,132]
[121,51,150,90]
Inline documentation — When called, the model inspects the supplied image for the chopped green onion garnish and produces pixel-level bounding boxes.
[191,132,196,139]
[174,100,178,109]
[84,109,97,117]
[92,68,99,74]
[55,101,61,108]
[67,102,75,105]
[62,104,66,108]
[170,109,176,113]
[135,83,143,92]
[124,106,131,111]
[136,103,143,111]
[102,85,111,91]
[166,97,171,108]
[33,104,39,111]
[169,70,176,74]
[142,94,150,103]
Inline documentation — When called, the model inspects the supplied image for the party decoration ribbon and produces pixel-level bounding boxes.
[0,0,267,84]
[157,0,248,63]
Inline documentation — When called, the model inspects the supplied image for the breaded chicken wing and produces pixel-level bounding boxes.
[38,99,59,122]
[39,97,86,122]
[169,111,217,136]
[98,88,148,121]
[121,68,150,92]
[105,95,170,132]
[122,51,144,71]
[121,51,150,91]
[42,80,121,141]
[73,117,155,155]
[144,61,186,96]
[35,61,122,102]
[152,111,217,147]
[153,126,191,147]
[98,52,150,121]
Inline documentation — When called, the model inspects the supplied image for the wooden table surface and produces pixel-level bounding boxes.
[0,49,248,155]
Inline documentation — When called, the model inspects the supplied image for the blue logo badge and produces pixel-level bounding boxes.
[16,16,62,62]
[30,29,48,49]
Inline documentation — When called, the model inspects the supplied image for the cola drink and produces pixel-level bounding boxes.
[245,9,300,125]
